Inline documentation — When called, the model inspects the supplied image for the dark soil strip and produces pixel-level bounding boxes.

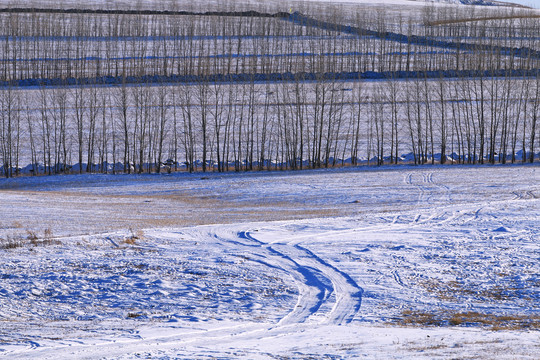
[426,14,540,26]
[0,7,290,18]
[4,69,540,88]
[285,12,540,61]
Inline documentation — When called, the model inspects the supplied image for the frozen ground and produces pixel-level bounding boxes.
[0,164,538,359]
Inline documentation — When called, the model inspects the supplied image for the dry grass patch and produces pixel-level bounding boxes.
[426,14,540,26]
[419,279,534,302]
[0,235,26,249]
[1,187,352,234]
[406,343,448,351]
[0,228,59,249]
[123,228,144,245]
[398,310,540,330]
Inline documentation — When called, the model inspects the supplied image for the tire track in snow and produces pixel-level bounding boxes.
[403,172,427,220]
[513,190,539,200]
[392,269,405,287]
[235,231,333,326]
[407,172,453,219]
[404,173,413,185]
[7,224,364,360]
[8,225,353,359]
[292,244,363,325]
[416,173,428,205]
[236,230,363,325]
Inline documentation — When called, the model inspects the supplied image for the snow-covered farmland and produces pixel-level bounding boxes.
[0,164,538,358]
[1,0,540,177]
[0,0,539,358]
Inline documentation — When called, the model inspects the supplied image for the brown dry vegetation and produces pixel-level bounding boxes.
[123,228,145,245]
[398,310,540,330]
[426,14,540,26]
[0,227,59,249]
[0,188,349,237]
[418,278,535,302]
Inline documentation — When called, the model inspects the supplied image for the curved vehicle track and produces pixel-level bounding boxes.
[235,230,363,326]
[5,226,363,359]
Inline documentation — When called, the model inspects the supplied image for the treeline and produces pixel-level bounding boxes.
[0,6,539,83]
[1,73,538,177]
[1,3,540,177]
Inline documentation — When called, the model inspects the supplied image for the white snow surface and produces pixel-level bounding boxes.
[0,164,539,359]
[0,0,538,355]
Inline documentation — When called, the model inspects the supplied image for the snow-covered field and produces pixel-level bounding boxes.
[0,164,538,359]
[0,0,539,358]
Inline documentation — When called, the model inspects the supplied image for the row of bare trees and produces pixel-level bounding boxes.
[1,72,538,177]
[0,5,539,82]
[1,4,539,176]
